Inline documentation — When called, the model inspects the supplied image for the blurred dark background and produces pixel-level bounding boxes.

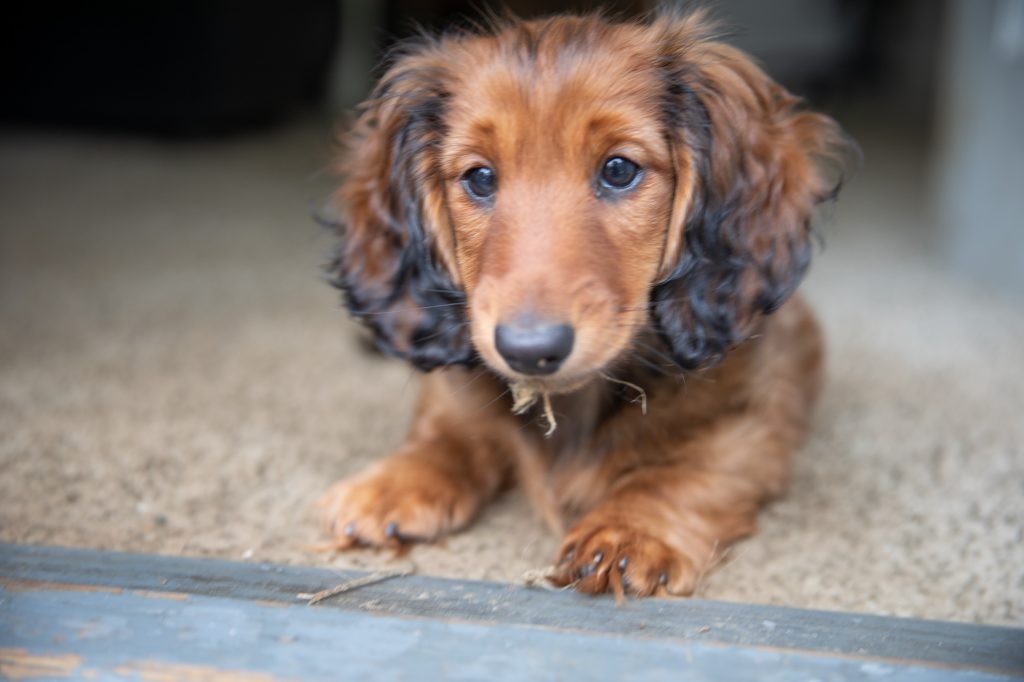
[0,0,940,132]
[3,0,1020,294]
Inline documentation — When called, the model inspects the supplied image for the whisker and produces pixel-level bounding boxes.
[625,352,677,378]
[402,366,419,393]
[354,301,467,317]
[617,303,656,313]
[409,320,471,345]
[629,338,677,364]
[419,287,467,296]
[451,367,488,395]
[476,387,511,413]
[644,319,746,344]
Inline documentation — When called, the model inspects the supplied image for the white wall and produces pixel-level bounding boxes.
[931,0,1024,298]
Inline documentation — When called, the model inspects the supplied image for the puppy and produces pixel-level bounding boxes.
[320,10,847,597]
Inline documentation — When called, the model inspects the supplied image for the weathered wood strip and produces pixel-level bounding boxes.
[1,543,1022,679]
[1,584,1017,682]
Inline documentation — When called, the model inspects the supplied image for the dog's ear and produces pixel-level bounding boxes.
[651,14,848,369]
[327,40,474,371]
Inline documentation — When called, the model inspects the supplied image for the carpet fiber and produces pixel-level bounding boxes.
[1,118,1021,625]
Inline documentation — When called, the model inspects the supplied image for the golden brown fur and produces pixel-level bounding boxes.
[320,10,847,597]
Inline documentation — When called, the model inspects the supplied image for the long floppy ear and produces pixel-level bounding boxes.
[326,39,474,371]
[650,13,848,370]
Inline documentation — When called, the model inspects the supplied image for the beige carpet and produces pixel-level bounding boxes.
[1,117,1021,626]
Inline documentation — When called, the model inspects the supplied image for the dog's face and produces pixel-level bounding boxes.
[440,33,677,391]
[331,12,845,388]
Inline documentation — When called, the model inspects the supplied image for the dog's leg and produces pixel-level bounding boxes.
[319,370,517,548]
[549,408,806,596]
[551,303,822,596]
[550,298,822,597]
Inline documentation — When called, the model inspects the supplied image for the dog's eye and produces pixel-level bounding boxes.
[599,156,640,191]
[462,166,497,201]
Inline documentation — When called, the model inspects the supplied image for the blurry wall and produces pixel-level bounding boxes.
[5,1,1020,299]
[930,0,1024,298]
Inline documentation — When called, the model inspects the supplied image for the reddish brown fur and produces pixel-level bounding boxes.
[320,11,846,597]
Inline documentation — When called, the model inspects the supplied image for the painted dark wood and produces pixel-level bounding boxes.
[1,543,1022,680]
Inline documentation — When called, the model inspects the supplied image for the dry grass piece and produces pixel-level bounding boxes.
[519,565,578,591]
[303,568,413,605]
[509,381,558,436]
[600,372,648,415]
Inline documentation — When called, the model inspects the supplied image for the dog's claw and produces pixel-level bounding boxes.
[385,522,399,538]
[344,522,356,537]
[553,521,700,597]
[620,571,634,592]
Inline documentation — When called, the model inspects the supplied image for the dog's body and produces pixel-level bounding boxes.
[320,11,846,597]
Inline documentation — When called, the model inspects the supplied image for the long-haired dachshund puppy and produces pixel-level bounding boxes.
[320,10,847,597]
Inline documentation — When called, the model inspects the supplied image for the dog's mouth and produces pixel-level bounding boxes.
[501,368,595,396]
[487,336,639,399]
[469,289,650,399]
[497,370,597,437]
[476,314,648,395]
[493,361,649,437]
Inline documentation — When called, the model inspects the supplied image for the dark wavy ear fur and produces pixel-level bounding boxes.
[327,38,474,371]
[651,13,848,370]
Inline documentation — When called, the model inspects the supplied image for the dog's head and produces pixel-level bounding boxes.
[330,11,847,390]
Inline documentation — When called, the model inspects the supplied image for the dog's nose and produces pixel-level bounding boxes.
[495,321,575,376]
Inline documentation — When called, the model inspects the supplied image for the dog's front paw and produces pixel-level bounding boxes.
[550,518,702,597]
[318,455,478,549]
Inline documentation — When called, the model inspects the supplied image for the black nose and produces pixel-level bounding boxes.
[494,322,575,376]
